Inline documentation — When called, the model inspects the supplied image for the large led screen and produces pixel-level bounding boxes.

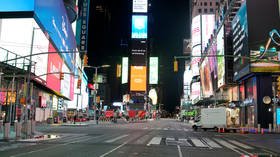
[191,15,201,48]
[35,0,77,71]
[46,43,63,93]
[191,46,201,76]
[133,0,148,13]
[232,2,249,80]
[217,26,225,88]
[131,15,148,39]
[149,57,158,84]
[191,82,200,104]
[0,0,34,12]
[0,18,49,81]
[201,15,215,52]
[61,63,71,99]
[200,58,213,97]
[131,40,147,66]
[122,57,129,84]
[130,66,147,91]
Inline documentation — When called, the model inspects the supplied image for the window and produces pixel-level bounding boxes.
[204,2,207,6]
[210,2,212,6]
[204,8,207,13]
[200,2,202,6]
[210,8,214,13]
[216,2,219,6]
[198,8,202,13]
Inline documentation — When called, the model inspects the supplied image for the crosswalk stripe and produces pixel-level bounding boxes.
[183,128,189,131]
[202,138,222,148]
[189,137,208,148]
[147,137,162,146]
[178,138,192,147]
[228,140,253,149]
[105,134,129,143]
[163,128,168,130]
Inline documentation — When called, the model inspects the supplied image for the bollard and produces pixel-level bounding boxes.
[261,128,264,135]
[269,123,272,133]
[15,122,22,139]
[257,124,261,133]
[27,120,31,138]
[4,123,10,140]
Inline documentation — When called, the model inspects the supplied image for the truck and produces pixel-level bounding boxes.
[192,107,240,132]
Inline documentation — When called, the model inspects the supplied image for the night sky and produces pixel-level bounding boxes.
[87,0,190,112]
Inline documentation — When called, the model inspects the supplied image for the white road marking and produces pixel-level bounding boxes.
[203,138,222,148]
[189,137,208,148]
[147,137,162,146]
[163,128,168,130]
[177,145,183,157]
[178,138,192,147]
[228,140,253,149]
[214,138,252,156]
[10,135,104,157]
[105,134,129,143]
[99,142,128,157]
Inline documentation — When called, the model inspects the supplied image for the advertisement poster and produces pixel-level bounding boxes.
[217,26,225,88]
[133,0,148,13]
[232,2,249,80]
[149,57,158,84]
[200,58,213,97]
[35,0,77,71]
[130,66,147,91]
[131,15,148,39]
[46,43,62,93]
[122,57,128,84]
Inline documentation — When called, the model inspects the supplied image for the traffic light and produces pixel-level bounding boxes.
[60,72,64,80]
[77,79,82,89]
[116,64,121,77]
[174,59,178,72]
[83,54,88,66]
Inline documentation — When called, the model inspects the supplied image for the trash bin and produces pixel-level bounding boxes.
[63,117,67,123]
[53,117,58,123]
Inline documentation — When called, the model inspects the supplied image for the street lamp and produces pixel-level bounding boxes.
[84,65,110,124]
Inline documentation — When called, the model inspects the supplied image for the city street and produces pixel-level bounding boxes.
[0,119,279,157]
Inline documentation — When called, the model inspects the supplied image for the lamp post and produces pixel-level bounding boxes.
[84,65,110,124]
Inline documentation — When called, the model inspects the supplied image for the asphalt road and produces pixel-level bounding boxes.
[0,119,278,157]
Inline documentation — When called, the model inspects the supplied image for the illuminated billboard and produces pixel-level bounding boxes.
[35,0,77,71]
[217,26,225,88]
[133,0,148,13]
[122,57,129,84]
[131,40,147,66]
[131,15,148,39]
[0,18,49,81]
[191,82,200,104]
[201,15,215,52]
[191,15,201,47]
[149,57,158,84]
[232,2,249,80]
[200,58,213,97]
[61,63,71,99]
[46,43,63,93]
[130,66,147,91]
[0,0,34,12]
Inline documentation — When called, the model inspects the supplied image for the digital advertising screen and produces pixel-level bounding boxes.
[200,58,213,97]
[131,40,147,66]
[46,43,63,93]
[201,14,215,52]
[0,0,34,13]
[122,57,129,84]
[0,18,49,81]
[191,46,201,76]
[208,42,217,79]
[131,15,148,39]
[61,63,71,99]
[217,26,225,88]
[133,0,148,13]
[232,2,249,80]
[130,66,147,91]
[149,57,158,84]
[191,15,201,47]
[191,82,200,104]
[35,0,77,71]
